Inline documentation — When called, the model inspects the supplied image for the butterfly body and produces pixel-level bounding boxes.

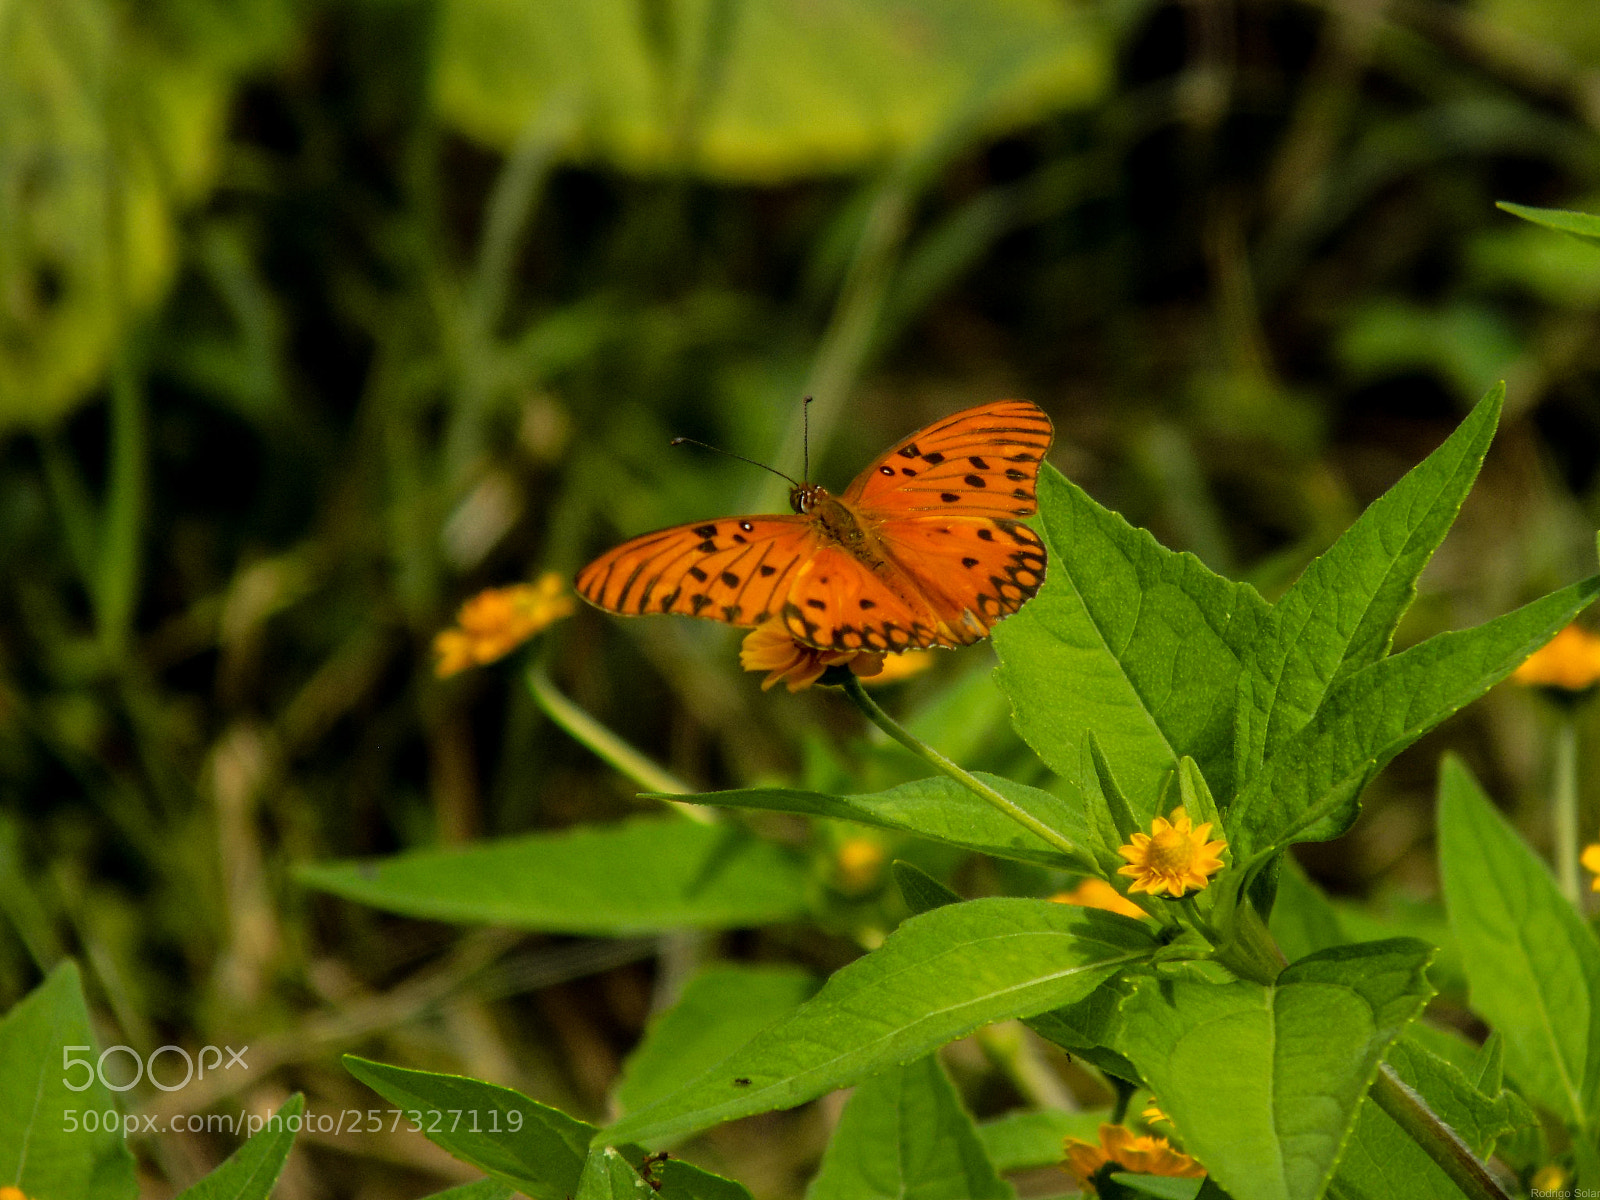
[577,399,1052,653]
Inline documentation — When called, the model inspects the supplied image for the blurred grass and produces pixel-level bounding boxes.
[3,0,1600,1195]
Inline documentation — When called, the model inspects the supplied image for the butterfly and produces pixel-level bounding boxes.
[575,399,1052,654]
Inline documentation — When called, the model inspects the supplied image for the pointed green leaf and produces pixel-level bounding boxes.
[976,1108,1107,1171]
[343,1057,593,1199]
[1439,755,1600,1126]
[614,965,817,1117]
[1232,574,1600,857]
[665,772,1096,871]
[994,464,1272,808]
[0,962,138,1200]
[1267,858,1347,964]
[1114,940,1434,1200]
[1241,387,1501,777]
[577,1147,655,1200]
[298,818,807,933]
[1497,201,1600,247]
[892,860,962,914]
[174,1094,304,1200]
[426,1183,514,1200]
[652,1158,754,1200]
[606,898,1157,1146]
[806,1056,1012,1200]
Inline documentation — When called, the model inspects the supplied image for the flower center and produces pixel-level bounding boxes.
[1146,829,1194,874]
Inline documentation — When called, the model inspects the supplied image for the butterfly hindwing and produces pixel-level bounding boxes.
[845,399,1052,519]
[778,543,961,652]
[871,515,1048,638]
[575,515,820,627]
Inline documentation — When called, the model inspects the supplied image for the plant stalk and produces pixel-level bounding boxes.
[1555,712,1581,903]
[526,665,712,822]
[1368,1063,1512,1200]
[841,674,1085,862]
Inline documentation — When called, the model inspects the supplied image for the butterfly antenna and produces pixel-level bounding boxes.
[802,395,815,483]
[669,437,799,488]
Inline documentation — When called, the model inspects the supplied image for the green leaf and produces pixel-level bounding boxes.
[174,1094,304,1200]
[892,860,963,914]
[1027,981,1142,1084]
[1239,386,1502,778]
[606,898,1157,1146]
[667,772,1096,870]
[1332,1034,1533,1200]
[0,962,138,1200]
[806,1056,1012,1200]
[1231,573,1600,857]
[614,965,817,1117]
[1497,200,1600,247]
[1114,940,1434,1200]
[1384,1036,1533,1157]
[1439,754,1600,1127]
[435,0,1109,182]
[297,817,808,934]
[425,1184,515,1200]
[975,1108,1107,1171]
[652,1158,754,1200]
[577,1147,655,1200]
[1267,858,1347,964]
[343,1056,593,1199]
[1107,1177,1204,1200]
[994,464,1272,808]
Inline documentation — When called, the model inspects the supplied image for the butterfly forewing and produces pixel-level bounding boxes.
[846,399,1052,519]
[575,515,820,627]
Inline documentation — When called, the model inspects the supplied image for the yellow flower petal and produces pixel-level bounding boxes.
[434,573,574,677]
[1513,623,1600,692]
[1583,842,1600,892]
[1115,806,1228,898]
[1050,878,1148,920]
[835,837,887,891]
[1062,1123,1205,1193]
[738,623,903,692]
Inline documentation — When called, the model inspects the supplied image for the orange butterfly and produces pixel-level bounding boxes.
[576,399,1051,654]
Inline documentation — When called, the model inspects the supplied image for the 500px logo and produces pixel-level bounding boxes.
[63,1044,248,1093]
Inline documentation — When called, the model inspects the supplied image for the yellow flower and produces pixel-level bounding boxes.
[1116,806,1227,898]
[860,648,937,686]
[434,573,574,677]
[1513,623,1600,692]
[1582,843,1600,892]
[1049,878,1148,920]
[1531,1164,1568,1192]
[1062,1124,1205,1194]
[739,623,887,692]
[0,1187,32,1200]
[835,837,887,892]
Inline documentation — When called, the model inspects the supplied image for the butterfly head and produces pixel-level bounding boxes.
[789,482,829,515]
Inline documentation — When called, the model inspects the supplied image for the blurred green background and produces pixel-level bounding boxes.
[4,0,1600,1194]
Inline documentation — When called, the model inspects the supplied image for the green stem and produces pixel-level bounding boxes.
[1555,712,1581,904]
[1368,1063,1512,1200]
[98,354,146,659]
[526,666,710,821]
[841,674,1085,862]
